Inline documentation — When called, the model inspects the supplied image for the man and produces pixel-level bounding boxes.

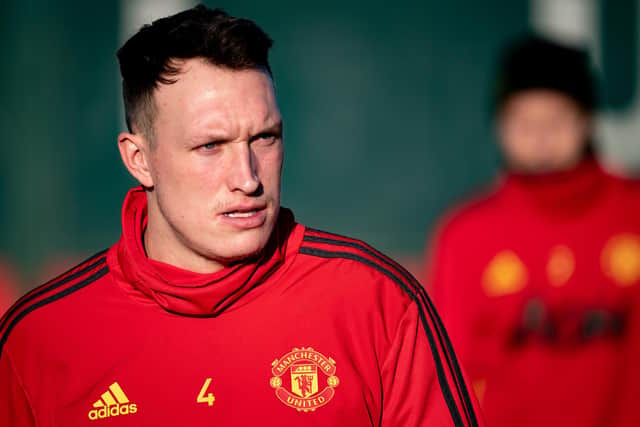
[0,6,479,426]
[425,35,640,427]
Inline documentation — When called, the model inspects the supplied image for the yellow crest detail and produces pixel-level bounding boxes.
[601,233,640,286]
[290,363,319,397]
[482,251,527,297]
[269,347,339,412]
[546,245,575,287]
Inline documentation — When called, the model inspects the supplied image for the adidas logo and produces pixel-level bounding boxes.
[88,382,138,421]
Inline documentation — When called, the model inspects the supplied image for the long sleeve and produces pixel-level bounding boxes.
[424,225,471,362]
[380,302,482,427]
[424,222,489,400]
[0,346,36,427]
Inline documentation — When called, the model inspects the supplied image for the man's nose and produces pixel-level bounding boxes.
[227,142,260,195]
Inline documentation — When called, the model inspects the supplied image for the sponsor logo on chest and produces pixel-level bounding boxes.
[88,382,138,421]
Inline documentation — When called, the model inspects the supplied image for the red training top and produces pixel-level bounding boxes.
[425,158,640,427]
[1,187,481,427]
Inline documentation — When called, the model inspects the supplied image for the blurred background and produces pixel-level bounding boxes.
[0,0,638,294]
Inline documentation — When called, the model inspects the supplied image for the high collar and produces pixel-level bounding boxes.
[501,157,609,219]
[109,187,304,317]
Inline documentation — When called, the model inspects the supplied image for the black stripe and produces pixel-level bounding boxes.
[304,234,477,426]
[0,266,109,360]
[0,250,107,336]
[299,246,466,427]
[304,234,478,426]
[420,281,479,426]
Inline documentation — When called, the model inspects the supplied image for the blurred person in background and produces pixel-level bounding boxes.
[0,5,480,426]
[425,35,640,427]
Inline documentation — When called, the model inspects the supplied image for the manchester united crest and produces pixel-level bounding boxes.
[270,347,339,412]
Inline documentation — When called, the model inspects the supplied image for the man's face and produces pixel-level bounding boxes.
[142,59,283,272]
[497,90,591,174]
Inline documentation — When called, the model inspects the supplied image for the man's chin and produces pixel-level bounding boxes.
[214,249,264,268]
[213,234,273,265]
[205,214,278,264]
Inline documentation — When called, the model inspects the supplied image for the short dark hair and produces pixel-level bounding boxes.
[493,34,597,114]
[117,5,274,139]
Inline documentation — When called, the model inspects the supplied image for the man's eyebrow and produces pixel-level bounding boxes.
[255,120,283,135]
[190,129,230,144]
[188,120,283,145]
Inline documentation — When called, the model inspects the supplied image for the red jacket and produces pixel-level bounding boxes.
[426,159,640,427]
[1,187,480,427]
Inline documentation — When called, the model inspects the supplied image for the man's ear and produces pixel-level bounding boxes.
[118,132,154,188]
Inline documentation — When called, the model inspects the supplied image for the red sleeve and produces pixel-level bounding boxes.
[381,302,483,427]
[424,221,488,405]
[0,346,36,427]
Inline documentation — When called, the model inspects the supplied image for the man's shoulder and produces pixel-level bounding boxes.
[296,227,423,309]
[0,249,111,360]
[610,170,640,196]
[432,180,506,245]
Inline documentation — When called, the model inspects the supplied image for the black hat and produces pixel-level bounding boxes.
[494,35,597,113]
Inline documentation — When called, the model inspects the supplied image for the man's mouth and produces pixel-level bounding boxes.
[223,210,260,218]
[219,205,268,229]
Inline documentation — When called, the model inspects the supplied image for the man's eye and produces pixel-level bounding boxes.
[254,133,277,144]
[201,142,220,150]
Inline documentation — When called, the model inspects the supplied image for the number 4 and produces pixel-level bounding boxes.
[197,378,216,407]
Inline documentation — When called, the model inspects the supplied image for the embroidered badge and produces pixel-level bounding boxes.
[270,347,339,412]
